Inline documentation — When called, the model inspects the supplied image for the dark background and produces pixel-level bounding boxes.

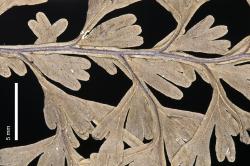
[0,0,249,165]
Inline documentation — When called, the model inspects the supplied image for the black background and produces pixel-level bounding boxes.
[0,0,249,165]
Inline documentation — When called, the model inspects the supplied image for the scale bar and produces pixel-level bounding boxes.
[14,83,18,141]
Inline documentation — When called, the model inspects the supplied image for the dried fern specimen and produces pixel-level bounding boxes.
[0,0,250,166]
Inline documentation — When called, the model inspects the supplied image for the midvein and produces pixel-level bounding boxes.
[0,43,249,64]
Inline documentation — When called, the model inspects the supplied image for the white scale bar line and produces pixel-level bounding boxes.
[15,83,18,141]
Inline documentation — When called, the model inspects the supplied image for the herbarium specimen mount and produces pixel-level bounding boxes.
[0,0,250,166]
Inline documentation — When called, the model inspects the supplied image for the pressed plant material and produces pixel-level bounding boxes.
[0,0,250,166]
